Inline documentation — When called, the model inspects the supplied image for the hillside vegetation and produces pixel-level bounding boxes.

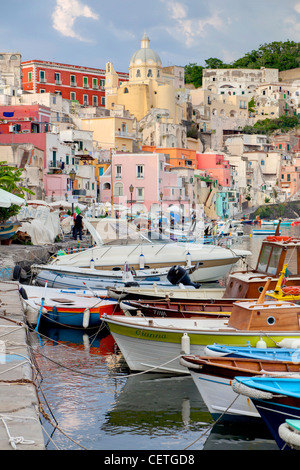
[184,40,300,88]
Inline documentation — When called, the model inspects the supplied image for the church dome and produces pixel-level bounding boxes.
[129,34,162,67]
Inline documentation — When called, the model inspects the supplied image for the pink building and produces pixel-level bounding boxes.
[100,152,181,212]
[196,153,231,187]
[0,105,74,199]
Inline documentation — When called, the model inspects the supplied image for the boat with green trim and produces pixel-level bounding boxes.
[103,279,300,374]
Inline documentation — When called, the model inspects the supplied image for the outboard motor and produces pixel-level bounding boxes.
[167,265,201,289]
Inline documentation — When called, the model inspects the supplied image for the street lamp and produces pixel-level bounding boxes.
[129,184,134,221]
[69,168,76,215]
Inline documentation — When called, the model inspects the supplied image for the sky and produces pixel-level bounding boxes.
[1,0,300,73]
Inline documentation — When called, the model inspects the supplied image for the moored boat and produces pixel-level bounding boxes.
[232,376,300,450]
[180,355,300,421]
[223,235,300,299]
[204,343,300,361]
[49,218,251,283]
[22,284,121,328]
[103,281,300,374]
[119,298,234,319]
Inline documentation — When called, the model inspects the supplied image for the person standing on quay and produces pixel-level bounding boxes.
[74,212,84,240]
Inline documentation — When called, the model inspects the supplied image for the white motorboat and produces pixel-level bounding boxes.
[50,218,251,283]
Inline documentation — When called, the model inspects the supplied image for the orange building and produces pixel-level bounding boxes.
[142,145,197,169]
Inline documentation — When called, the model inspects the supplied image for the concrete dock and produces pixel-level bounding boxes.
[0,280,45,450]
[0,239,90,450]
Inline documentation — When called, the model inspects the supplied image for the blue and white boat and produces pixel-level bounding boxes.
[252,229,281,236]
[232,376,300,450]
[205,343,300,362]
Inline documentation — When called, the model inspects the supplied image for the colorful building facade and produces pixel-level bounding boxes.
[21,60,129,108]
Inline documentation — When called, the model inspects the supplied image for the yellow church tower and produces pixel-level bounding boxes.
[105,34,183,123]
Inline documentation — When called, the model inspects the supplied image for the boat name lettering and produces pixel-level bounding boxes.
[153,309,167,317]
[135,329,167,339]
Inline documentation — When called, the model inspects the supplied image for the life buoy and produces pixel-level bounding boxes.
[266,236,291,242]
[282,286,300,295]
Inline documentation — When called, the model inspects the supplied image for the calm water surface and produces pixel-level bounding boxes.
[30,225,299,451]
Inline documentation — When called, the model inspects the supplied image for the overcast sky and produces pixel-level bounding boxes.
[1,0,300,73]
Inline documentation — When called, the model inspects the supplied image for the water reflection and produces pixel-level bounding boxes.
[31,225,300,450]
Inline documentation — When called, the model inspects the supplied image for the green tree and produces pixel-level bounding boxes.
[204,58,227,69]
[248,97,256,113]
[184,63,203,88]
[0,162,34,223]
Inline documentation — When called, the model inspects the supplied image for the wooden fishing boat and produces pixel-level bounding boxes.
[223,234,300,299]
[120,298,234,319]
[103,280,300,374]
[232,376,300,450]
[180,355,300,421]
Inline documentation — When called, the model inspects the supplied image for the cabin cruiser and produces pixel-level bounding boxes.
[51,218,251,283]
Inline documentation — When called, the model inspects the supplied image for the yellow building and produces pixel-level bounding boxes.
[105,34,185,124]
[81,116,135,152]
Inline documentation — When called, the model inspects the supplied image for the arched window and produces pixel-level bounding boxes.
[10,55,17,60]
[103,182,111,190]
[147,69,153,77]
[136,69,141,77]
[157,70,160,78]
[114,182,124,196]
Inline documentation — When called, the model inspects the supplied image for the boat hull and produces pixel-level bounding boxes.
[103,315,300,374]
[252,398,300,450]
[189,369,259,421]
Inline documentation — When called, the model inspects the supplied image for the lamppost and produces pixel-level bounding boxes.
[129,184,134,221]
[69,168,76,215]
[159,191,163,236]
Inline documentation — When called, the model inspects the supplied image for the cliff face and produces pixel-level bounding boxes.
[252,201,300,219]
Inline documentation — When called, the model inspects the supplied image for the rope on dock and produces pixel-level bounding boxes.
[0,414,37,450]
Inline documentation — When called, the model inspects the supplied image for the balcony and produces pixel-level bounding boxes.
[115,130,135,139]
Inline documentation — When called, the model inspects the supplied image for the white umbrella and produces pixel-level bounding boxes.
[49,200,86,211]
[0,188,25,208]
[27,199,50,207]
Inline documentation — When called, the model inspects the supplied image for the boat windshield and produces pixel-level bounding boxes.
[256,244,299,275]
[85,218,173,246]
[256,245,282,274]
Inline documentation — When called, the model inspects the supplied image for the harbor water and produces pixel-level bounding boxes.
[29,224,298,451]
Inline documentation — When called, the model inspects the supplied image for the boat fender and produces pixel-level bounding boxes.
[278,338,300,349]
[181,333,190,355]
[186,252,192,268]
[139,253,145,270]
[256,337,267,349]
[90,258,95,269]
[13,265,21,281]
[19,287,28,300]
[232,380,273,400]
[179,357,202,369]
[278,423,300,450]
[83,308,90,328]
